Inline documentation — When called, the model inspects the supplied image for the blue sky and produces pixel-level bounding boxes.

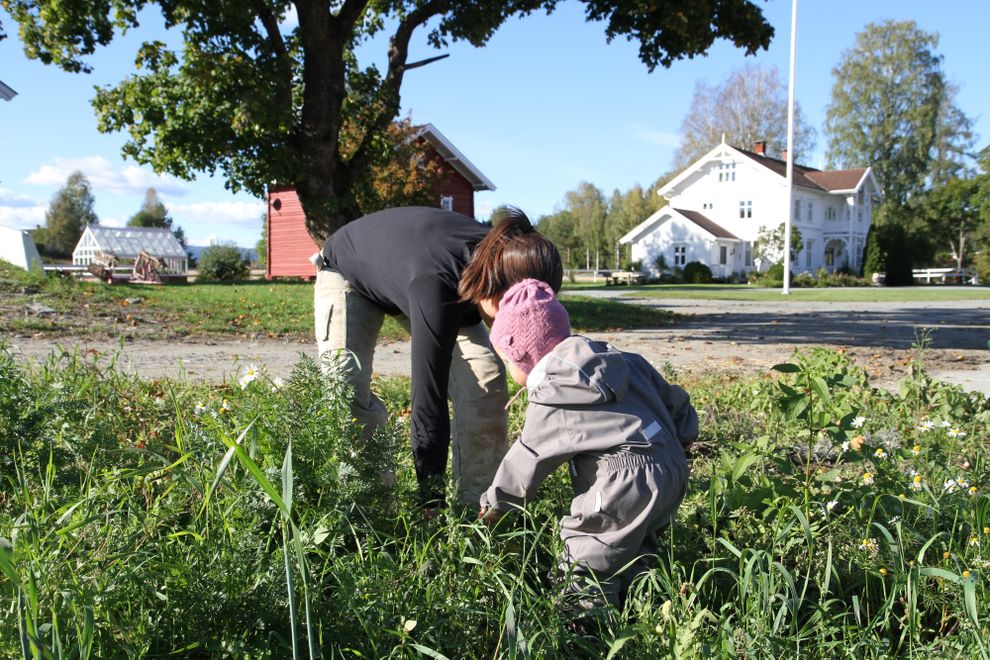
[1,1,987,248]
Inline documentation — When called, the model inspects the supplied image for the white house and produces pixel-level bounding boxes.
[620,140,881,279]
[73,225,188,275]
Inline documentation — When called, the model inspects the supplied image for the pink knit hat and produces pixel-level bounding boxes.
[489,279,571,376]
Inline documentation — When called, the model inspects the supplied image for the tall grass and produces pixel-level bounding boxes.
[1,344,988,656]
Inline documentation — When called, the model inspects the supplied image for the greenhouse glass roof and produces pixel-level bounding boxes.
[85,226,187,259]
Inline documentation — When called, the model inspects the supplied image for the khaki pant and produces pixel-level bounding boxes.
[314,269,509,505]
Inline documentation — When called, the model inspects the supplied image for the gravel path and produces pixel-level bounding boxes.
[6,291,990,394]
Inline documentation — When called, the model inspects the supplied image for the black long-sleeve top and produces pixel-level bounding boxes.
[322,207,490,501]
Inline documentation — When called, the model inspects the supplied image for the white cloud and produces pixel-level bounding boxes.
[23,156,189,197]
[0,205,45,230]
[629,124,681,148]
[0,188,40,208]
[0,189,46,229]
[169,200,266,246]
[169,200,266,227]
[474,199,495,221]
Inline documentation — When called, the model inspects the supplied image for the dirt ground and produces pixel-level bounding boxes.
[6,291,990,394]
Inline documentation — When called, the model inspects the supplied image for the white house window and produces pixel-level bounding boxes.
[806,202,813,221]
[805,239,814,268]
[824,247,834,267]
[826,207,836,221]
[793,199,801,220]
[719,245,728,265]
[702,202,715,210]
[673,244,687,267]
[744,242,753,267]
[718,162,736,182]
[858,209,863,222]
[739,200,752,218]
[440,195,454,211]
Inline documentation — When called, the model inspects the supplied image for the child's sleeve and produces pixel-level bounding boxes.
[481,407,576,513]
[646,361,699,447]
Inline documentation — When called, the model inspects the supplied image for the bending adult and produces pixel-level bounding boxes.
[315,206,562,507]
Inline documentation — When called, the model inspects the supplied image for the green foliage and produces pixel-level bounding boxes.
[5,0,773,241]
[673,62,816,169]
[755,222,803,265]
[862,224,885,276]
[3,345,989,655]
[255,212,268,271]
[196,242,249,282]
[682,260,713,283]
[824,20,973,208]
[863,222,917,285]
[128,187,171,229]
[36,171,98,258]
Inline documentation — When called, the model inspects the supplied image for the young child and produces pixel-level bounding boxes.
[479,279,697,608]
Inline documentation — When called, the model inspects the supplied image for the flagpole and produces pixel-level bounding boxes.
[783,0,798,295]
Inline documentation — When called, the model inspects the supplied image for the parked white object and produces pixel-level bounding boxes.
[0,224,43,270]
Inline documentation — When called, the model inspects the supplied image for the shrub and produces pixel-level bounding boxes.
[197,242,249,282]
[682,261,713,283]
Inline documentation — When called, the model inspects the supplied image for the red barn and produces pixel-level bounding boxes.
[266,123,496,279]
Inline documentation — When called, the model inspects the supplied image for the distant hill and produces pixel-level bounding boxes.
[186,245,259,265]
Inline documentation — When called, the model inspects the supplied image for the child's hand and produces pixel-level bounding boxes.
[479,505,504,524]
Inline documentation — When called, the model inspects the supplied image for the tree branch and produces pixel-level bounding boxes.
[344,0,449,185]
[252,0,294,116]
[403,53,450,71]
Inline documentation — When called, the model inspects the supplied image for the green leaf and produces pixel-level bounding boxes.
[772,363,801,373]
[409,645,452,660]
[732,453,758,482]
[606,627,638,659]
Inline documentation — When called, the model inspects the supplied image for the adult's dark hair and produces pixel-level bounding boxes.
[458,206,563,304]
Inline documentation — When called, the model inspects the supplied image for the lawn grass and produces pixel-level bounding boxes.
[615,283,990,302]
[0,261,674,340]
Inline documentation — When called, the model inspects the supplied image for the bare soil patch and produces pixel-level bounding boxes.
[6,293,989,394]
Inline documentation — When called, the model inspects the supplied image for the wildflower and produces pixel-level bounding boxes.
[898,493,907,499]
[220,399,231,414]
[874,447,887,460]
[271,376,286,392]
[860,538,879,555]
[851,416,866,429]
[943,478,959,494]
[841,441,850,452]
[879,567,888,576]
[862,472,875,485]
[908,560,915,568]
[943,552,951,560]
[970,536,980,547]
[888,516,901,525]
[826,500,838,512]
[947,427,966,438]
[984,527,990,535]
[239,364,260,390]
[850,435,865,451]
[939,420,952,428]
[962,570,972,579]
[917,420,935,432]
[911,445,921,456]
[958,477,970,490]
[194,401,207,415]
[909,474,924,491]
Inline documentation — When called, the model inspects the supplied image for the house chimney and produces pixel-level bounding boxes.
[781,148,789,162]
[753,140,766,156]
